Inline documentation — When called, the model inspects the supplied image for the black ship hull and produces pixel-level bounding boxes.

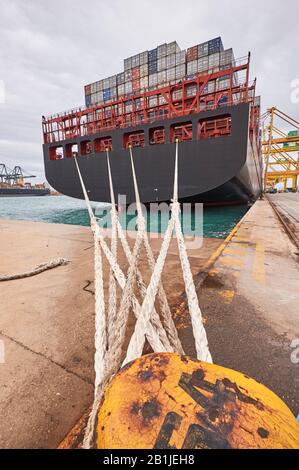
[0,188,50,197]
[43,103,262,205]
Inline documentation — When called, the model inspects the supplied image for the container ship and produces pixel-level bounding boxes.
[0,164,50,197]
[42,37,263,205]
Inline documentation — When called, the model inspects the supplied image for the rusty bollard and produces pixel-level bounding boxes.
[97,352,299,449]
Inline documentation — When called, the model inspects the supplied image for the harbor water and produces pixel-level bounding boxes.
[0,195,248,239]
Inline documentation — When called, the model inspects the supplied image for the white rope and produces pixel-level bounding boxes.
[172,143,212,363]
[128,147,184,354]
[74,140,212,448]
[74,159,108,448]
[124,141,211,364]
[106,151,172,353]
[106,150,118,346]
[75,156,172,447]
[0,258,69,281]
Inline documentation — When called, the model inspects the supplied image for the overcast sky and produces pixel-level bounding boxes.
[0,0,298,182]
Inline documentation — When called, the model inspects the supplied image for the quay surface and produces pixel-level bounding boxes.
[0,219,221,448]
[0,195,298,448]
[198,197,299,414]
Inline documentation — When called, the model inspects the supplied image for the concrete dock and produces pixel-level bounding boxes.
[0,196,298,448]
[268,193,299,246]
[0,219,221,448]
[199,198,299,413]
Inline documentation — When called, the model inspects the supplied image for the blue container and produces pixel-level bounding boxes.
[103,88,111,101]
[85,95,91,107]
[208,37,223,54]
[218,96,228,105]
[148,48,157,61]
[148,60,158,74]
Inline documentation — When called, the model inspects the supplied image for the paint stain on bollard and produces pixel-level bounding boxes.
[97,352,299,449]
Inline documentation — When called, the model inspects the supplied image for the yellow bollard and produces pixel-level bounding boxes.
[97,352,299,449]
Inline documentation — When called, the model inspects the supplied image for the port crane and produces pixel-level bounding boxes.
[0,164,35,185]
[262,107,299,191]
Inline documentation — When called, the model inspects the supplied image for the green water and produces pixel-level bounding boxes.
[0,195,248,239]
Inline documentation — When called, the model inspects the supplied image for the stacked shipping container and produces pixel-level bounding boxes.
[85,37,236,107]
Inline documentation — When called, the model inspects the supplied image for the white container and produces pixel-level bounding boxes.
[91,82,96,93]
[176,50,186,65]
[125,81,132,94]
[158,57,167,71]
[124,57,132,70]
[172,89,183,100]
[91,93,97,104]
[198,42,209,58]
[207,80,216,93]
[96,91,103,103]
[118,84,125,96]
[186,84,197,97]
[149,73,158,87]
[131,54,140,67]
[103,78,110,89]
[104,107,112,118]
[208,67,220,74]
[109,75,117,88]
[117,73,125,85]
[125,70,132,82]
[110,86,117,98]
[220,48,234,66]
[198,56,209,72]
[139,51,148,65]
[208,52,220,69]
[217,78,230,91]
[166,67,176,81]
[166,53,176,68]
[140,64,148,77]
[148,95,158,107]
[140,76,148,89]
[157,43,167,58]
[175,64,185,79]
[167,41,180,55]
[125,102,133,113]
[187,60,198,75]
[157,70,167,84]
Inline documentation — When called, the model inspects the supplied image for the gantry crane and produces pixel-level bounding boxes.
[262,107,299,192]
[0,164,35,185]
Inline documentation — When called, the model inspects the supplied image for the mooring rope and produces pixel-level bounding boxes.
[106,153,173,352]
[128,147,184,354]
[0,258,69,281]
[74,141,212,448]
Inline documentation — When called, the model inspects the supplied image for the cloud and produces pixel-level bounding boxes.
[0,0,298,183]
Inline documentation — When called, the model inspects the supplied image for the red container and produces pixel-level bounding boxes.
[132,78,140,91]
[186,46,198,62]
[85,84,92,95]
[132,66,140,80]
